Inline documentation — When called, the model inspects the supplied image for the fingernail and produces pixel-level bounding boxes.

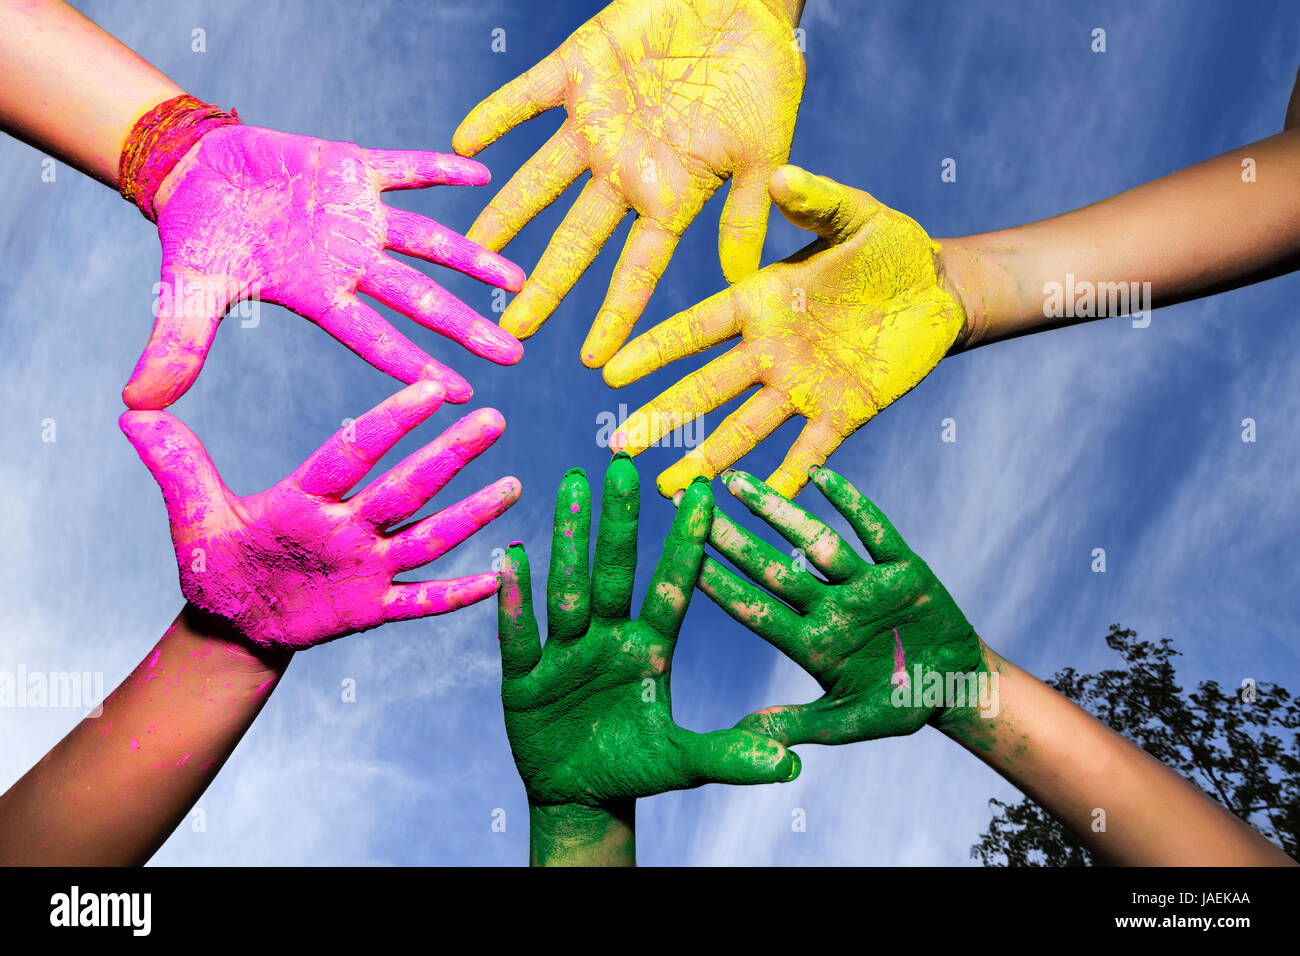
[611,450,632,462]
[507,540,523,550]
[782,751,801,783]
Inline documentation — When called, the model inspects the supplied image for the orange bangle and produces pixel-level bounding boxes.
[118,94,241,222]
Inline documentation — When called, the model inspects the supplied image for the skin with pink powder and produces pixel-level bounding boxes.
[0,383,520,864]
[126,123,528,410]
[121,382,518,647]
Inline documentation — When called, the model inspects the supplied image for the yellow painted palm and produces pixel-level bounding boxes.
[604,165,967,499]
[453,0,806,367]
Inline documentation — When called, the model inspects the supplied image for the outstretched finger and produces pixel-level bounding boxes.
[766,418,845,499]
[697,556,804,657]
[654,385,792,498]
[498,180,626,340]
[453,57,566,157]
[465,126,586,253]
[638,478,712,644]
[580,217,680,369]
[384,207,525,291]
[590,453,639,622]
[122,263,230,410]
[292,380,445,498]
[708,509,822,612]
[546,467,592,642]
[388,475,521,572]
[768,164,877,245]
[721,469,863,582]
[811,467,911,564]
[679,727,800,787]
[383,573,500,621]
[734,698,845,747]
[610,347,759,458]
[317,296,473,402]
[364,149,491,190]
[119,410,228,529]
[360,257,523,365]
[603,286,743,389]
[718,163,775,284]
[354,407,505,529]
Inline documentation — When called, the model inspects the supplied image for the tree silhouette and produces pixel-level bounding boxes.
[971,624,1299,866]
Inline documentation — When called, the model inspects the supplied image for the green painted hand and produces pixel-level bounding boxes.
[698,466,984,746]
[497,455,799,865]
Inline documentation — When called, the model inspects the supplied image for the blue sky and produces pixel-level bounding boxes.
[0,0,1297,865]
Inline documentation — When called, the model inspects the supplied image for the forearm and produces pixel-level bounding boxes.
[528,800,636,867]
[0,603,290,865]
[0,0,184,186]
[940,129,1300,350]
[938,642,1294,866]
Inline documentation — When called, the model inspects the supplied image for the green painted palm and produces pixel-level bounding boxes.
[497,456,799,810]
[699,466,984,745]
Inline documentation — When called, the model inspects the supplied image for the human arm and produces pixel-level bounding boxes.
[605,165,963,499]
[0,1,527,410]
[0,0,182,186]
[942,642,1295,866]
[940,128,1300,351]
[700,465,1295,865]
[0,606,289,866]
[0,382,520,864]
[604,78,1300,500]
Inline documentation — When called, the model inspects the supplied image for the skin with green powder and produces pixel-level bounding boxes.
[703,465,1295,865]
[700,466,985,744]
[496,455,799,866]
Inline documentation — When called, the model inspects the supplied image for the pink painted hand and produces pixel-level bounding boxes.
[125,125,528,409]
[120,381,521,648]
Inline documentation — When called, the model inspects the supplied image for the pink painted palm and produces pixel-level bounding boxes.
[120,381,520,648]
[126,125,527,410]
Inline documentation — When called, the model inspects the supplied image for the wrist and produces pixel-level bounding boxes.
[928,635,999,735]
[934,239,991,353]
[173,603,293,685]
[118,94,240,222]
[527,800,636,867]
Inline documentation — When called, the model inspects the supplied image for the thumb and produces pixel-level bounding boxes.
[683,728,801,787]
[119,410,227,528]
[717,165,773,283]
[734,700,837,747]
[768,164,877,246]
[122,264,229,409]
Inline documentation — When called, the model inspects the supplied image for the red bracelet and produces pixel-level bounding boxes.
[118,94,241,222]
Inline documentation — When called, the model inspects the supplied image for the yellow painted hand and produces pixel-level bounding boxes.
[604,165,967,499]
[452,0,806,368]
